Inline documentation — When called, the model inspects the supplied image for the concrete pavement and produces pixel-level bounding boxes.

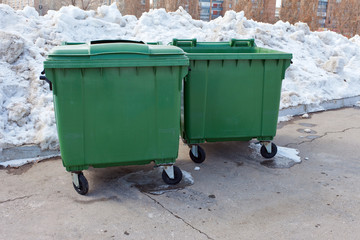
[0,107,359,239]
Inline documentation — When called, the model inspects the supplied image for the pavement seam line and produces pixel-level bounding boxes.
[285,127,360,147]
[0,195,33,204]
[143,192,215,240]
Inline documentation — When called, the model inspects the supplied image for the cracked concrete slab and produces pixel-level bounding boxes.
[0,195,33,204]
[0,107,359,239]
[144,192,215,240]
[284,127,360,147]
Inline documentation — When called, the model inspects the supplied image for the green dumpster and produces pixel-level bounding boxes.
[40,40,189,195]
[172,39,292,163]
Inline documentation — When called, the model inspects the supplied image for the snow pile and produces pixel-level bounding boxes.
[0,3,360,150]
[350,35,360,46]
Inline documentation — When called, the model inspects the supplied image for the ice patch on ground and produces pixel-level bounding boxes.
[249,142,301,168]
[277,146,301,163]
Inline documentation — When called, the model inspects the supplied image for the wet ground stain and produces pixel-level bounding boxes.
[260,158,299,168]
[3,163,34,175]
[236,161,244,167]
[74,196,119,204]
[305,135,321,140]
[124,169,194,195]
[1,157,61,175]
[298,123,317,127]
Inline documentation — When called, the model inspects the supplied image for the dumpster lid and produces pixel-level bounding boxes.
[48,40,185,57]
[44,40,189,68]
[171,38,292,60]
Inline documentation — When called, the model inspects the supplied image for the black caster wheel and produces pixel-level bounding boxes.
[72,172,89,195]
[162,166,183,185]
[260,143,277,159]
[189,145,206,163]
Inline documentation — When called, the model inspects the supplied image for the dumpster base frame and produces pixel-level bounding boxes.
[64,158,176,172]
[183,136,274,145]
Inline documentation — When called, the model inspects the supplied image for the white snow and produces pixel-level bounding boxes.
[301,113,309,118]
[278,115,293,122]
[277,146,301,163]
[350,35,360,46]
[194,166,200,171]
[1,3,360,151]
[304,128,312,133]
[182,170,194,184]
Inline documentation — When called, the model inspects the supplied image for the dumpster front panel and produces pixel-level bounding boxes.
[82,66,182,168]
[183,59,267,142]
[45,42,188,171]
[178,40,292,144]
[52,66,185,171]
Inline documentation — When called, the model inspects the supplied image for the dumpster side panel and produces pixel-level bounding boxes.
[260,59,289,139]
[182,58,289,144]
[183,60,208,142]
[52,68,85,169]
[154,66,182,164]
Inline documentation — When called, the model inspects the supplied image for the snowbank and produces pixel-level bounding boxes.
[350,35,360,46]
[0,3,359,150]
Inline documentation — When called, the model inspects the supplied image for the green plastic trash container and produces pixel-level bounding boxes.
[40,40,189,195]
[172,38,292,163]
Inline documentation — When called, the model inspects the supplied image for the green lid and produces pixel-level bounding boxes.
[172,38,292,60]
[44,41,189,68]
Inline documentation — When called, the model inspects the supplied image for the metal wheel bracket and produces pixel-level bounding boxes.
[191,145,199,158]
[162,165,175,179]
[262,141,272,154]
[71,172,80,188]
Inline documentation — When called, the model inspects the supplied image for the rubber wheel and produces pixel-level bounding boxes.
[162,166,183,185]
[189,145,206,163]
[260,143,278,159]
[72,172,89,195]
